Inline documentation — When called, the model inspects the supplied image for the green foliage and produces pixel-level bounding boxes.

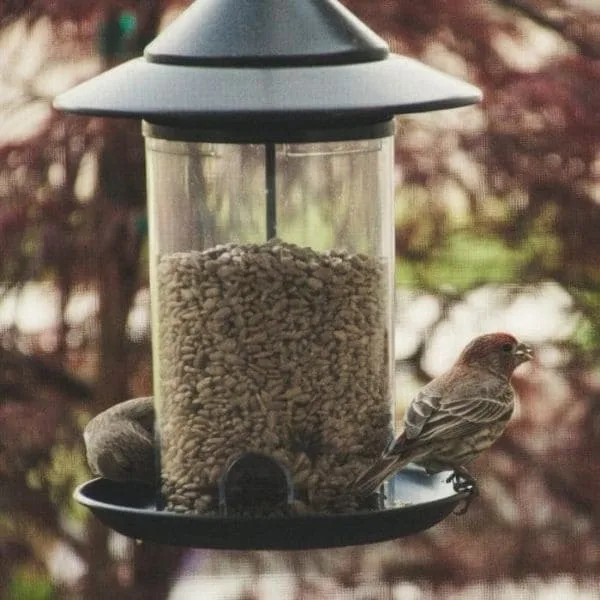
[571,315,598,356]
[395,184,599,365]
[396,229,554,293]
[45,441,91,517]
[568,288,600,357]
[7,567,55,600]
[394,183,569,295]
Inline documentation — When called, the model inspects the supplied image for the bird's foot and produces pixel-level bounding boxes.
[446,468,478,515]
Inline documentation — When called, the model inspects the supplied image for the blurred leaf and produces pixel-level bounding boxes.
[571,315,598,355]
[396,230,548,292]
[45,440,90,508]
[568,288,600,357]
[7,567,55,600]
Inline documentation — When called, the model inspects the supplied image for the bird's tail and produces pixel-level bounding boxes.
[352,455,409,498]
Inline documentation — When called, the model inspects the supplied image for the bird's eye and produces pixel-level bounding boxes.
[501,343,513,352]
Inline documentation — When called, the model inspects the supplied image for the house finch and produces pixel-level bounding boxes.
[352,333,533,507]
[84,396,156,484]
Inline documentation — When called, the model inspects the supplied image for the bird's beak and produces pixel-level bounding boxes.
[514,342,534,362]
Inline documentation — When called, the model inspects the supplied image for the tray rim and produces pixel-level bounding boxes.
[74,467,472,549]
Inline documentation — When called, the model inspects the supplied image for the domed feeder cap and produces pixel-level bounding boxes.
[53,0,481,129]
[144,0,388,66]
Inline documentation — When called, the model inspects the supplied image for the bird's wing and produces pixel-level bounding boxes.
[381,387,442,458]
[401,388,443,441]
[403,387,514,447]
[353,390,446,495]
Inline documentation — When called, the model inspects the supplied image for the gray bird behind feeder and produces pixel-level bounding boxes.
[84,396,156,484]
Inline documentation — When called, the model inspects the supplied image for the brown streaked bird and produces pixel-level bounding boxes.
[352,333,533,506]
[84,396,156,484]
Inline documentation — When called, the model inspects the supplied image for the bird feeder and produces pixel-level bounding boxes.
[57,0,481,549]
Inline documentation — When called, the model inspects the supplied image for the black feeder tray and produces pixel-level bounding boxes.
[74,465,474,550]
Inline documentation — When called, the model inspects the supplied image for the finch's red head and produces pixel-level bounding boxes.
[457,332,533,378]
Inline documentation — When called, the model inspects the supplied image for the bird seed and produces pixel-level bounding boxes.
[156,239,392,515]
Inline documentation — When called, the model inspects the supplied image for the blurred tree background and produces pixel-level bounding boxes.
[0,0,598,598]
